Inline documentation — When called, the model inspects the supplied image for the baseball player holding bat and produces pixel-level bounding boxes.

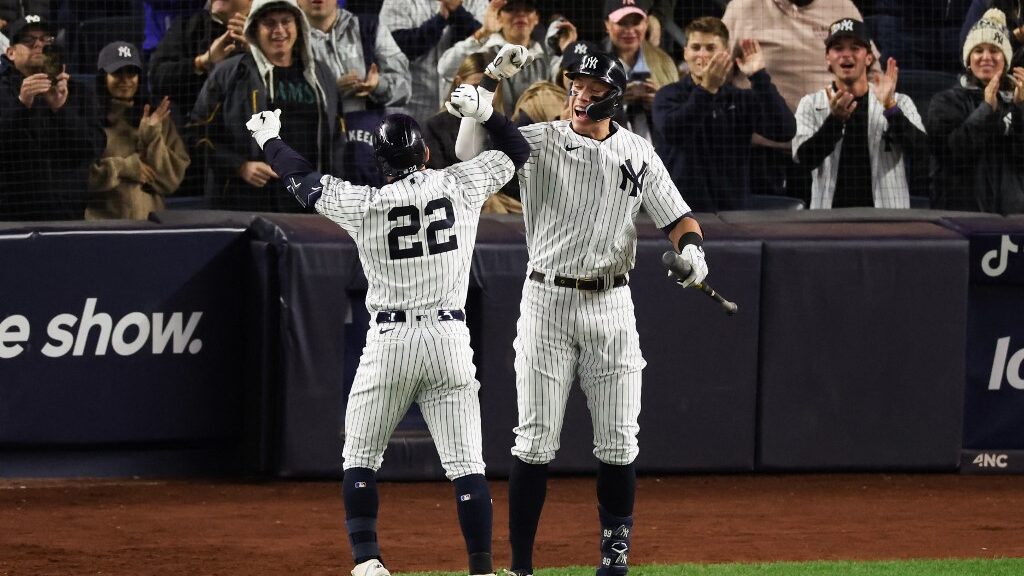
[244,43,533,576]
[452,49,708,576]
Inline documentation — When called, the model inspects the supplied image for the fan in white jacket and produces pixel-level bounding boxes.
[792,17,927,209]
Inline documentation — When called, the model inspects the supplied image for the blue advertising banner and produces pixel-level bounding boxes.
[943,218,1024,455]
[0,227,249,446]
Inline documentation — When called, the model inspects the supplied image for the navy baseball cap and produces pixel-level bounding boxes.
[98,41,143,74]
[825,18,871,49]
[4,14,56,43]
[560,40,602,73]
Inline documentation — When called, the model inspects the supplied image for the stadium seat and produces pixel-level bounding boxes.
[898,69,959,123]
[909,195,931,209]
[69,16,145,75]
[750,194,805,211]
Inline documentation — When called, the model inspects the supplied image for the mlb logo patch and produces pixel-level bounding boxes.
[460,493,472,502]
[354,481,367,488]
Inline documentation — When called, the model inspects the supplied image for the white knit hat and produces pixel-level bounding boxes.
[962,8,1014,70]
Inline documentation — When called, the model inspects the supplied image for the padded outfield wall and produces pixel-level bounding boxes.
[1,212,1022,478]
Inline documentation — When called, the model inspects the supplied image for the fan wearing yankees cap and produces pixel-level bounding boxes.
[86,41,190,220]
[792,17,928,209]
[453,48,707,576]
[0,13,106,221]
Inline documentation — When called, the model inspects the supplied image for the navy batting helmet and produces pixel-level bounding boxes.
[564,50,627,121]
[373,114,427,179]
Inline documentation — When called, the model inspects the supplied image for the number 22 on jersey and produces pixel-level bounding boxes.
[386,197,459,260]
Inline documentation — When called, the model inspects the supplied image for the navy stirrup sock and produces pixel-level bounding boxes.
[508,458,549,574]
[596,463,636,575]
[453,474,493,574]
[343,467,381,565]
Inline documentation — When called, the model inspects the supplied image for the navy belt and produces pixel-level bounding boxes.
[529,271,628,291]
[376,309,465,324]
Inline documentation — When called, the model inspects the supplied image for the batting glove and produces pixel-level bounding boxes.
[445,84,494,123]
[674,244,708,288]
[246,109,282,149]
[486,44,533,81]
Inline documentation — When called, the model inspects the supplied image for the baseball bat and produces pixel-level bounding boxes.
[661,251,739,315]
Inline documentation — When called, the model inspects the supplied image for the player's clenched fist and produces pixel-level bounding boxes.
[445,84,494,122]
[246,108,282,149]
[486,43,532,80]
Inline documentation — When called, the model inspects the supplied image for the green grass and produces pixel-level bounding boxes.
[403,558,1024,576]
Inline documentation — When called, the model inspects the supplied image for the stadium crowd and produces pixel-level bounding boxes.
[1,0,1023,221]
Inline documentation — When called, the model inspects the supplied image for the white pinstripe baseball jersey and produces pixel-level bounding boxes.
[508,120,692,467]
[316,150,515,312]
[317,149,514,480]
[517,120,690,278]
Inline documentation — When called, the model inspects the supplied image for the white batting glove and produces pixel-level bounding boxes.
[676,244,708,288]
[445,84,494,123]
[486,44,533,81]
[246,109,282,149]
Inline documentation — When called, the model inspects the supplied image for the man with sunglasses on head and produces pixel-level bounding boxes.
[0,14,105,221]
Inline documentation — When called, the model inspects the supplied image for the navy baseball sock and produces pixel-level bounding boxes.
[453,474,493,574]
[508,458,549,574]
[596,462,635,517]
[342,467,382,565]
[596,463,635,576]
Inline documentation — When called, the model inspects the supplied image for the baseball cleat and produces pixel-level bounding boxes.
[351,558,390,576]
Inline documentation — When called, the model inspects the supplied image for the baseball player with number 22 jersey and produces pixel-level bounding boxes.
[454,48,709,576]
[245,44,533,576]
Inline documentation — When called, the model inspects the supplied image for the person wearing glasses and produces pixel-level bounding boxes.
[0,14,105,221]
[188,0,342,212]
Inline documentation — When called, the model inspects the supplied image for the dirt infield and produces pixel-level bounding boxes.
[2,474,1023,575]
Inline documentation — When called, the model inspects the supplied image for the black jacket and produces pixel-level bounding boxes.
[0,57,106,221]
[422,110,460,170]
[0,1,53,22]
[187,52,343,213]
[148,10,229,129]
[652,70,795,212]
[927,80,1024,214]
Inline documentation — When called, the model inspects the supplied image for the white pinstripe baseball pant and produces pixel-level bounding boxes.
[512,278,646,466]
[342,314,485,480]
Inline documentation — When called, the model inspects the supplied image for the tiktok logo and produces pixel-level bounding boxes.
[981,235,1020,278]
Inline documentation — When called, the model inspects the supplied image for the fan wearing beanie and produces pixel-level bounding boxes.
[962,7,1015,75]
[926,8,1024,214]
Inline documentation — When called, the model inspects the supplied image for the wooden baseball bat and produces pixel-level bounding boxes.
[661,251,738,315]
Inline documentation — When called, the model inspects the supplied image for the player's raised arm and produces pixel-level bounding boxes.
[451,44,533,162]
[447,83,529,170]
[246,109,326,208]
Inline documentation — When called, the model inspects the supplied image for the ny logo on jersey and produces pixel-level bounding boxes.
[619,159,648,197]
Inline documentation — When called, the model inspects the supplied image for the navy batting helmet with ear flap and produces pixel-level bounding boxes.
[564,50,627,121]
[373,113,427,179]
